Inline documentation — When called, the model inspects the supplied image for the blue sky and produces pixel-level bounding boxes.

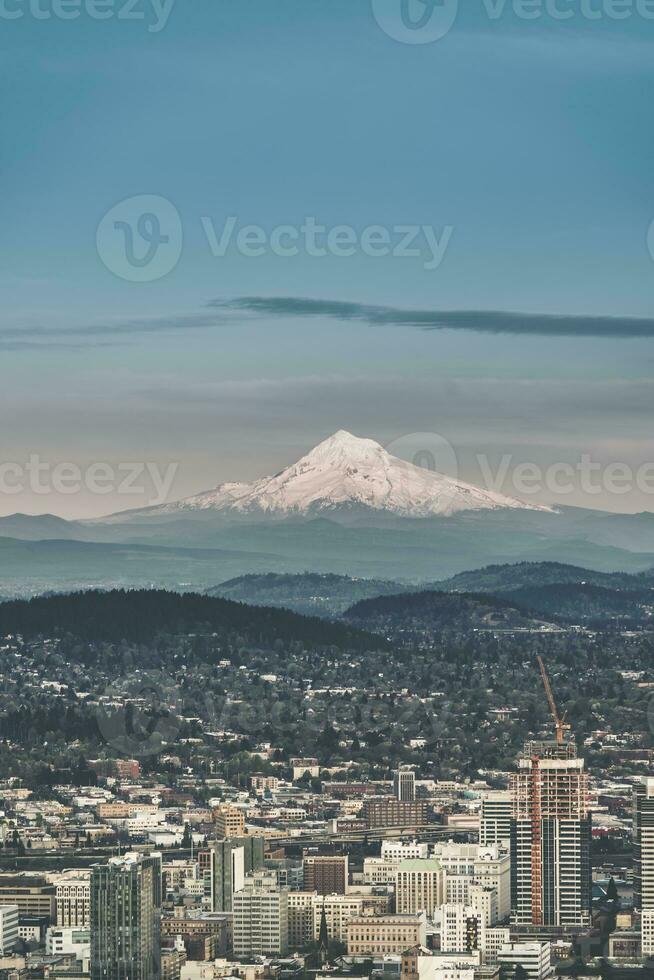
[1,0,654,516]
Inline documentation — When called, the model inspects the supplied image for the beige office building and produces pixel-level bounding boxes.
[311,893,390,942]
[214,805,245,839]
[347,912,427,955]
[395,859,445,917]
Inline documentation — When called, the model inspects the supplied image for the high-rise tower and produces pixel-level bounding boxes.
[393,767,416,802]
[90,853,161,980]
[510,740,591,932]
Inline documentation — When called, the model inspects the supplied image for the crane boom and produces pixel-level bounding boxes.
[536,655,570,744]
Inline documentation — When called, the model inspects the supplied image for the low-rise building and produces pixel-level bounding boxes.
[498,942,553,980]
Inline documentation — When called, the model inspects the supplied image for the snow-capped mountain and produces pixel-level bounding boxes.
[131,430,552,520]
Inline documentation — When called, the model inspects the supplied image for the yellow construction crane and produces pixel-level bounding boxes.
[536,655,571,744]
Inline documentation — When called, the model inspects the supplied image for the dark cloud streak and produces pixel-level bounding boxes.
[212,297,654,339]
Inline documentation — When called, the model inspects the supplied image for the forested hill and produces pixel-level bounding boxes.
[344,590,552,631]
[0,589,382,650]
[438,561,651,593]
[209,572,412,616]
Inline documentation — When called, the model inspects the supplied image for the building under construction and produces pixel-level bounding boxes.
[509,660,592,933]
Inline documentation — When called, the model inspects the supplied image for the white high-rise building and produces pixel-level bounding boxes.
[445,874,473,906]
[395,859,445,916]
[0,905,18,955]
[473,848,511,921]
[439,904,483,954]
[480,792,512,847]
[232,872,288,958]
[437,902,509,964]
[287,891,315,950]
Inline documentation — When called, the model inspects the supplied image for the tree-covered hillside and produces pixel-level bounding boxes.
[0,589,381,651]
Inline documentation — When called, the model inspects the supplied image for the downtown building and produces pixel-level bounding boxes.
[510,740,591,934]
[232,871,289,958]
[393,768,416,802]
[302,855,348,895]
[361,798,429,829]
[480,791,512,848]
[395,859,446,916]
[208,836,265,912]
[90,853,161,980]
[346,911,427,956]
[633,776,654,954]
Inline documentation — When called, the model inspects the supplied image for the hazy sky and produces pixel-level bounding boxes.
[2,0,654,517]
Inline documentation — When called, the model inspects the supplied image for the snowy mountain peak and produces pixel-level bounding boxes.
[141,429,553,520]
[302,430,390,466]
